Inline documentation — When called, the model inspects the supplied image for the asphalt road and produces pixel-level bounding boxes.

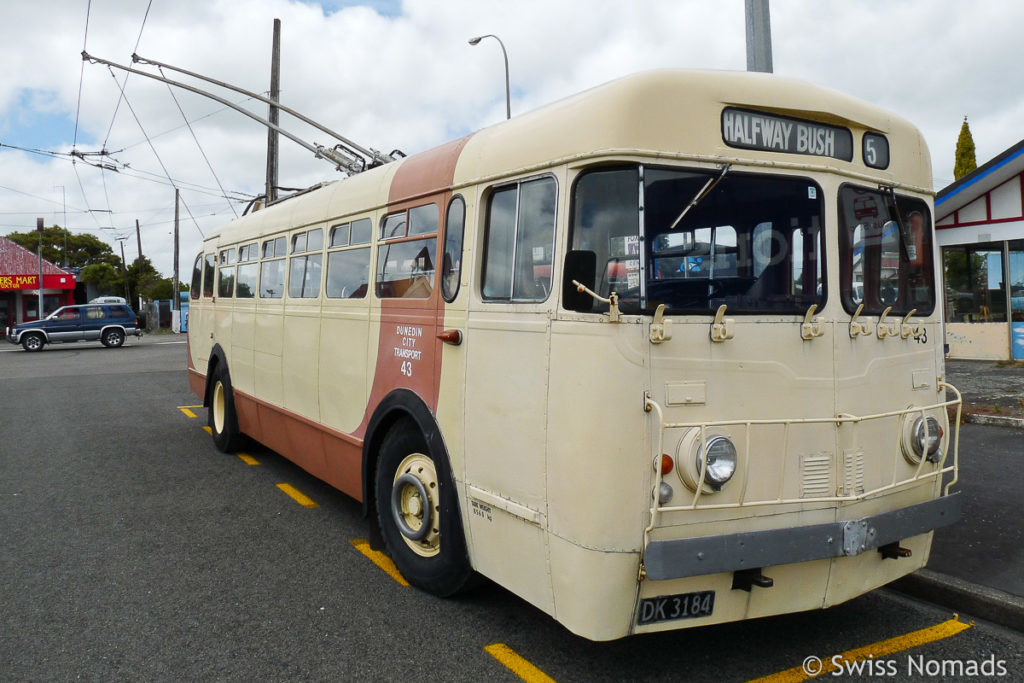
[1,336,1021,682]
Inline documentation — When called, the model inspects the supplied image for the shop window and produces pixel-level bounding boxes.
[942,243,1006,323]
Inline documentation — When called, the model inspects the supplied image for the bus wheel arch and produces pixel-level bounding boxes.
[205,346,241,453]
[364,391,473,596]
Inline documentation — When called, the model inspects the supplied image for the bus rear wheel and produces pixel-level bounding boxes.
[375,421,473,597]
[208,364,242,453]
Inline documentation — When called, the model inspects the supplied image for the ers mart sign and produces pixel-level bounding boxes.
[0,274,75,291]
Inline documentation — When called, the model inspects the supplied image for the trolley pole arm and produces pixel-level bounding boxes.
[131,53,395,167]
[82,51,366,175]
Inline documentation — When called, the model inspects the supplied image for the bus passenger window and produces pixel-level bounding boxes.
[236,243,258,298]
[376,206,438,299]
[190,255,203,300]
[442,196,466,302]
[260,237,286,298]
[218,248,236,298]
[202,254,216,298]
[482,177,557,302]
[327,219,371,299]
[288,228,323,298]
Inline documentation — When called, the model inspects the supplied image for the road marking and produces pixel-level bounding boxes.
[237,453,260,466]
[484,643,557,683]
[178,407,198,418]
[202,426,212,435]
[747,615,972,682]
[350,539,409,587]
[276,482,319,508]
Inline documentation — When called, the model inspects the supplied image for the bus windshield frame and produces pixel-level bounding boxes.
[566,164,826,315]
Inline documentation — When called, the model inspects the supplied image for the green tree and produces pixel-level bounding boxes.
[954,117,977,180]
[79,262,123,294]
[4,225,121,269]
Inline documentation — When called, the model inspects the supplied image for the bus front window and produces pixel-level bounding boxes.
[567,165,825,314]
[838,186,935,316]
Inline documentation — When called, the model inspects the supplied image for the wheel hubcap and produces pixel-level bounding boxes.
[390,453,440,557]
[212,381,225,434]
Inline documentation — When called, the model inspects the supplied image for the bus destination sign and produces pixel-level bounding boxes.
[722,107,853,162]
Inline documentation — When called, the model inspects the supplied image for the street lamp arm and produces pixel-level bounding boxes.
[468,34,511,120]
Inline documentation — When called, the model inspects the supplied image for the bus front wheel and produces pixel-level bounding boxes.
[375,421,473,597]
[208,364,242,453]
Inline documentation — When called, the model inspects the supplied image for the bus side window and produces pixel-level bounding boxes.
[376,204,438,299]
[202,254,216,298]
[326,218,372,299]
[442,196,466,302]
[482,177,557,302]
[260,236,286,299]
[190,254,203,300]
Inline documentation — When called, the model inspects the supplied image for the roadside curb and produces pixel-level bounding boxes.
[889,568,1024,632]
[963,413,1024,429]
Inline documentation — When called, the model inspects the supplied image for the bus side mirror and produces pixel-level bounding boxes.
[563,250,597,312]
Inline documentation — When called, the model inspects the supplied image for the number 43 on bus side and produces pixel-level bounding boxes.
[400,360,413,377]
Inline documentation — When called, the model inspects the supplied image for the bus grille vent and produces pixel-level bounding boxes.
[842,449,866,496]
[800,452,833,498]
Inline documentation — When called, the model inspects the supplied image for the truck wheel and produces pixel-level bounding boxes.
[101,328,125,348]
[374,419,473,597]
[208,364,242,452]
[21,334,44,352]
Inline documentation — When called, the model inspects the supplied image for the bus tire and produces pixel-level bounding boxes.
[208,364,242,453]
[374,421,473,597]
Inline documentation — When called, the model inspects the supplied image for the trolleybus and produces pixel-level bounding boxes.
[187,69,962,640]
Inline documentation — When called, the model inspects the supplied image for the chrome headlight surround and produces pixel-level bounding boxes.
[901,413,944,464]
[675,430,738,493]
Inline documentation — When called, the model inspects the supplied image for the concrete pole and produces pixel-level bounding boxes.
[266,18,281,204]
[745,0,774,73]
[36,217,44,319]
[173,189,180,316]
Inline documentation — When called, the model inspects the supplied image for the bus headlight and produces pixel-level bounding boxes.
[902,414,943,464]
[675,431,738,493]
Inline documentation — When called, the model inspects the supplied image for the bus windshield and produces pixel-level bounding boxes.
[568,165,825,314]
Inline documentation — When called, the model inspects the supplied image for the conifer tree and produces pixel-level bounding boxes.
[954,116,977,180]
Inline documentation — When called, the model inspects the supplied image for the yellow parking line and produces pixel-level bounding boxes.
[747,615,972,682]
[276,483,318,508]
[350,539,409,587]
[237,453,260,466]
[202,426,212,435]
[179,407,197,418]
[484,643,556,683]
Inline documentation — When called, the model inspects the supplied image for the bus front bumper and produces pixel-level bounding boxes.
[643,493,961,581]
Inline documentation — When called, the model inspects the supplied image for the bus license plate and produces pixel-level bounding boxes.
[637,590,715,625]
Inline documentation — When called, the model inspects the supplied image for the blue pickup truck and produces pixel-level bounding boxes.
[5,303,142,352]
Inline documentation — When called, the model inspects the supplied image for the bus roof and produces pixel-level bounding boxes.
[207,69,931,247]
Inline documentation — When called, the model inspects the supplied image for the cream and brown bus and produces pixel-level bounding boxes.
[187,69,962,641]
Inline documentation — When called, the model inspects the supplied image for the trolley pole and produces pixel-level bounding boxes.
[745,0,773,73]
[36,217,43,319]
[266,18,281,204]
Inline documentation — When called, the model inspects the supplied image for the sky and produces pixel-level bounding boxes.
[0,0,1021,280]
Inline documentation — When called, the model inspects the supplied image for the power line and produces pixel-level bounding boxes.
[102,0,154,149]
[72,0,92,149]
[159,66,238,218]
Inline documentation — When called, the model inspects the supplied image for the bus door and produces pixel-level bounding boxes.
[463,176,558,613]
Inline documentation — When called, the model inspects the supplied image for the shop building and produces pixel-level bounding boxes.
[0,236,76,334]
[936,139,1024,360]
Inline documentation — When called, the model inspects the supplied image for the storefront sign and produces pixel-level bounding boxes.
[0,274,75,291]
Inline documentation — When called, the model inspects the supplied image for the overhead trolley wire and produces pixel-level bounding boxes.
[159,65,238,218]
[101,0,153,150]
[72,0,92,150]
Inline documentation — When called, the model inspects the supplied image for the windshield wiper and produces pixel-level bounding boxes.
[879,184,915,263]
[670,164,731,229]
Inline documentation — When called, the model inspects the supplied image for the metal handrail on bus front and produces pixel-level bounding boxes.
[642,383,963,548]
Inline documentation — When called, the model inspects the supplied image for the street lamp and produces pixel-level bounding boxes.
[468,34,511,120]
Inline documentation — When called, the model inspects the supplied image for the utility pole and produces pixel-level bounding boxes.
[266,18,281,204]
[118,238,131,304]
[36,217,44,319]
[745,0,773,73]
[135,219,143,262]
[173,189,180,318]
